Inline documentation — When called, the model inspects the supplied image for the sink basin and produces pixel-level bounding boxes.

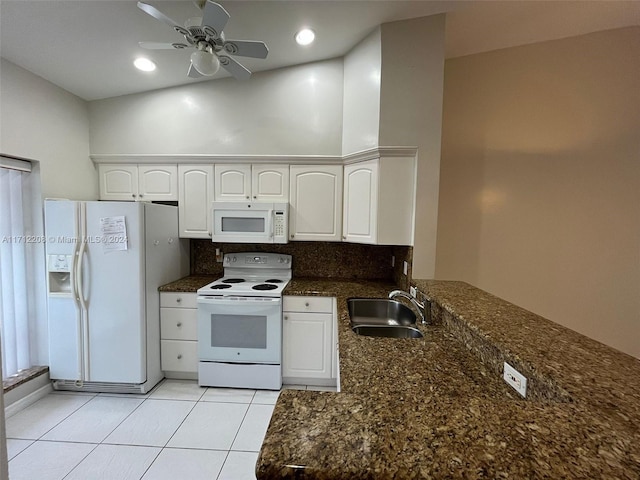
[352,325,424,339]
[347,298,423,339]
[347,298,417,326]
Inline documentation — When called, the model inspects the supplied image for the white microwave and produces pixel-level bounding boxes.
[211,202,288,244]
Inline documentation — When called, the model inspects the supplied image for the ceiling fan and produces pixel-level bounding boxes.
[137,1,268,80]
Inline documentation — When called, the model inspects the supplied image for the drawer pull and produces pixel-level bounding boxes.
[305,302,310,307]
[177,354,182,359]
[176,297,182,303]
[284,315,288,320]
[177,322,182,327]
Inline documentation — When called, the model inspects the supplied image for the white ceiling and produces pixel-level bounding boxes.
[1,0,638,101]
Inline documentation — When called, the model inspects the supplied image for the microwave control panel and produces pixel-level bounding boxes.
[274,211,286,237]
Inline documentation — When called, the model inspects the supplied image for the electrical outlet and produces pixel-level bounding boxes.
[403,261,408,275]
[391,255,395,267]
[409,286,417,298]
[503,362,527,397]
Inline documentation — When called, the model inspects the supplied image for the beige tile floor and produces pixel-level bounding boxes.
[5,380,335,480]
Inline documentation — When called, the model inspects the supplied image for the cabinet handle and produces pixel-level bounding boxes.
[208,232,212,237]
[284,315,288,320]
[177,354,182,359]
[139,194,144,198]
[253,195,257,199]
[176,297,182,303]
[131,194,136,199]
[290,234,294,239]
[305,302,310,307]
[246,195,250,199]
[342,236,347,240]
[177,322,182,327]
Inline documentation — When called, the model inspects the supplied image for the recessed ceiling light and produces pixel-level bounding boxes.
[134,57,156,72]
[295,28,315,46]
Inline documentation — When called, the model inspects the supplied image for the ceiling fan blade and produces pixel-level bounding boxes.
[218,55,251,81]
[137,2,185,32]
[188,63,204,78]
[139,42,189,50]
[201,1,230,36]
[223,40,268,59]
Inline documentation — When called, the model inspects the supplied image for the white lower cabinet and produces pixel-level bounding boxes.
[282,296,337,386]
[160,292,198,379]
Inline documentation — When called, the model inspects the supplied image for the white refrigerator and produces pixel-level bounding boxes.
[44,200,189,393]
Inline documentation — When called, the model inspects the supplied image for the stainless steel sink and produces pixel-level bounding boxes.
[351,324,424,339]
[347,298,417,326]
[347,298,424,339]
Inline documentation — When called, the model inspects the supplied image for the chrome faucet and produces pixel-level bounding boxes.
[388,290,429,325]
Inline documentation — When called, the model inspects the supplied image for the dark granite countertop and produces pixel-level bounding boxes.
[158,275,218,292]
[258,278,640,479]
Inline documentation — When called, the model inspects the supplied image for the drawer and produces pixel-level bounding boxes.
[161,308,197,340]
[283,296,333,314]
[161,340,198,373]
[160,292,197,309]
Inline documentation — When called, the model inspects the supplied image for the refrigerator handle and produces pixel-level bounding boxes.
[76,239,88,313]
[73,202,85,380]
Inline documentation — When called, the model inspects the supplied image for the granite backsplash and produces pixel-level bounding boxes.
[190,240,412,289]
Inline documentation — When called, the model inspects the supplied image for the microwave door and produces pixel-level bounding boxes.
[212,209,271,243]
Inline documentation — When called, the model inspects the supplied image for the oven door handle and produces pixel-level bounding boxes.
[197,296,281,306]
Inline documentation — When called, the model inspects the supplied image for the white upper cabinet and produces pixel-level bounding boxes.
[289,165,343,242]
[251,165,289,202]
[178,165,214,239]
[138,165,178,201]
[214,164,251,201]
[214,164,289,202]
[343,156,416,245]
[99,164,178,201]
[343,160,378,244]
[99,165,138,201]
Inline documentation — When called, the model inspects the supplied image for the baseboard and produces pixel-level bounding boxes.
[4,383,52,418]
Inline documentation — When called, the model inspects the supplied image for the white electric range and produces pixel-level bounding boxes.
[196,252,292,390]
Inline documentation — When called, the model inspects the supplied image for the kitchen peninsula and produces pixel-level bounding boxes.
[257,279,640,479]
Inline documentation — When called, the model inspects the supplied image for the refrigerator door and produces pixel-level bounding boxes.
[45,200,83,381]
[81,202,146,383]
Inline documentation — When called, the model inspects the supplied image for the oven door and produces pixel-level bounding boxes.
[211,202,274,243]
[197,296,281,364]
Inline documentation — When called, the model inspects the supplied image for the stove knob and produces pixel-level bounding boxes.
[232,256,237,263]
[279,257,284,263]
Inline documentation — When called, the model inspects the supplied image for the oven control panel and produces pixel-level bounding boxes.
[246,255,267,264]
[223,252,292,269]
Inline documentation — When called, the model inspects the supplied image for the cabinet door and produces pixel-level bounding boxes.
[251,165,289,202]
[282,312,332,379]
[343,159,378,244]
[289,165,343,242]
[99,164,138,201]
[138,165,178,201]
[214,164,251,201]
[178,165,214,238]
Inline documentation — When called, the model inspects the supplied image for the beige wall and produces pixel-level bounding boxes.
[0,59,96,200]
[435,27,640,358]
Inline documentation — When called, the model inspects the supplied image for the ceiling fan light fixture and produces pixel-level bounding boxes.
[190,50,220,76]
[133,57,156,72]
[295,28,315,46]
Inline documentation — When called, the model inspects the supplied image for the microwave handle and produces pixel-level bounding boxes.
[268,209,274,240]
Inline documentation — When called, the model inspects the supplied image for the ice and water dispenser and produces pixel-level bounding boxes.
[48,254,73,295]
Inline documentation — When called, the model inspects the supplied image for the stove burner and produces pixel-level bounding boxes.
[210,284,232,290]
[222,278,245,284]
[265,279,283,283]
[252,284,278,291]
